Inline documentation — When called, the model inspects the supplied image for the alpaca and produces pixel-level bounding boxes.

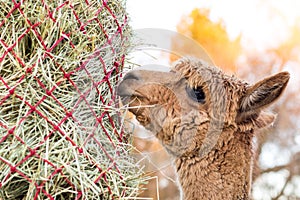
[117,57,289,200]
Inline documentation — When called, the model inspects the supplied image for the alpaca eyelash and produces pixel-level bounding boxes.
[186,86,205,103]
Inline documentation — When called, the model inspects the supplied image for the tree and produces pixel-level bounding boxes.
[172,8,241,72]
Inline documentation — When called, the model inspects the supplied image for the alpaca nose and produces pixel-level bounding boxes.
[122,72,140,81]
[117,71,142,97]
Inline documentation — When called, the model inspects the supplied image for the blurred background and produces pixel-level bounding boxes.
[126,0,300,199]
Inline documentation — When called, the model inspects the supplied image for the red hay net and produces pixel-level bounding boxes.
[0,0,136,199]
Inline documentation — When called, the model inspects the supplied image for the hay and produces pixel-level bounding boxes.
[0,0,144,199]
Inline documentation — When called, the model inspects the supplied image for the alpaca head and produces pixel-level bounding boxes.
[117,58,289,157]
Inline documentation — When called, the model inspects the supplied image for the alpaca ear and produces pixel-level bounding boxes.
[237,72,289,125]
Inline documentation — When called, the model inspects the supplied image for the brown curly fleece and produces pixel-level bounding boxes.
[118,57,289,200]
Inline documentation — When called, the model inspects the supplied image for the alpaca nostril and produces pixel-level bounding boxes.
[117,72,140,97]
[123,72,140,81]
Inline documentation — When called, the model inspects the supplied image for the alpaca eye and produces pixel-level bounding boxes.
[186,86,205,103]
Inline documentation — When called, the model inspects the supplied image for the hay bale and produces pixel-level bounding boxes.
[0,0,143,199]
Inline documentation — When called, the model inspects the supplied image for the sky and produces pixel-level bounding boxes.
[127,0,300,50]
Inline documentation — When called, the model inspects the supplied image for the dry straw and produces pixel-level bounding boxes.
[0,0,144,199]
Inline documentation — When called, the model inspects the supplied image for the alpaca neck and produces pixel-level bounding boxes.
[174,131,253,200]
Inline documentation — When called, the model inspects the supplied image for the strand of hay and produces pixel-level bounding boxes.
[0,0,144,199]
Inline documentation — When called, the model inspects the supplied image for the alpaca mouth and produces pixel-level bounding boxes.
[118,91,147,104]
[117,82,148,102]
[118,91,151,116]
[117,83,152,123]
